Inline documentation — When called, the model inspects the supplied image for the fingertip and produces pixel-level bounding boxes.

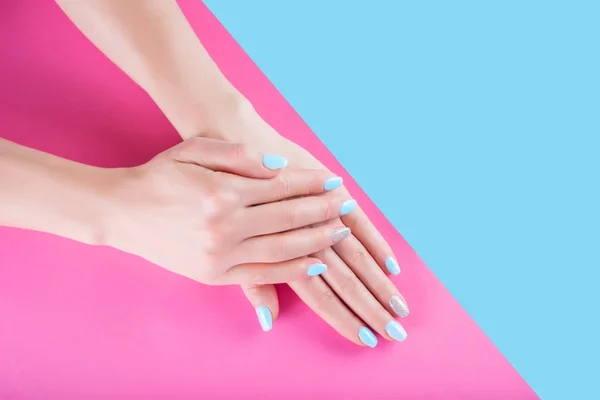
[385,256,401,276]
[255,305,273,332]
[358,326,378,348]
[307,263,328,277]
[323,176,343,191]
[262,154,288,171]
[243,284,280,331]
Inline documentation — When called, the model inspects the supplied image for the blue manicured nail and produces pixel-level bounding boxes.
[323,176,343,191]
[262,154,288,170]
[307,263,327,276]
[339,199,357,216]
[385,320,408,342]
[255,306,273,332]
[358,326,378,348]
[385,256,401,275]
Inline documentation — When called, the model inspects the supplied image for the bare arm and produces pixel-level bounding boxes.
[0,137,111,244]
[55,0,243,139]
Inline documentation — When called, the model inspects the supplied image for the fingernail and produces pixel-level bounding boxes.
[332,227,351,244]
[262,154,288,170]
[385,256,401,275]
[385,320,408,342]
[255,306,273,332]
[358,326,378,348]
[323,176,343,191]
[339,199,357,216]
[390,295,410,318]
[307,263,327,276]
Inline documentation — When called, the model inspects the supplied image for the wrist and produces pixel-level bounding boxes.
[145,67,250,140]
[33,164,118,247]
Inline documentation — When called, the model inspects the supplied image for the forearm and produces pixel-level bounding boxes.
[0,138,112,245]
[56,0,245,139]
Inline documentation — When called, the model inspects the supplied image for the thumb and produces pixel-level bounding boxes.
[173,136,288,178]
[242,283,280,332]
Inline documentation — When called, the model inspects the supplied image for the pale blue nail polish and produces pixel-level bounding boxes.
[339,199,357,216]
[358,326,378,348]
[255,306,273,332]
[323,176,343,191]
[385,320,408,342]
[385,256,401,276]
[307,263,327,276]
[262,154,288,170]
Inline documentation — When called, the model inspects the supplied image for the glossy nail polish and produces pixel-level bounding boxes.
[307,263,327,276]
[339,199,357,216]
[390,295,410,318]
[385,256,401,275]
[358,326,378,348]
[323,176,343,191]
[255,306,273,332]
[262,154,288,170]
[385,320,408,342]
[332,227,351,244]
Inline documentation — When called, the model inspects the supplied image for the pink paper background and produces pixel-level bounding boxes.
[0,1,537,399]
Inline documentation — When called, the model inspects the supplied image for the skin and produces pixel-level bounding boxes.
[0,136,353,286]
[54,0,410,346]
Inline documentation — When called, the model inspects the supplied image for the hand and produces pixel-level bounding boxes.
[103,137,357,287]
[202,103,409,345]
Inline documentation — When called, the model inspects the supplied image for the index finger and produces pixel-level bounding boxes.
[232,169,344,206]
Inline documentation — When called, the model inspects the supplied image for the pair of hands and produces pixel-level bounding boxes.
[106,101,409,348]
[106,137,354,287]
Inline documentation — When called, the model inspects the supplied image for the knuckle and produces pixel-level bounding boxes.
[202,197,223,219]
[321,198,335,221]
[231,142,250,161]
[309,173,326,195]
[203,183,240,215]
[217,188,241,207]
[204,222,230,249]
[283,204,299,230]
[178,136,198,151]
[270,236,287,261]
[276,173,293,199]
[242,284,262,300]
[248,270,270,285]
[318,287,336,304]
[338,274,359,294]
[348,247,368,266]
[273,237,287,260]
[176,136,202,157]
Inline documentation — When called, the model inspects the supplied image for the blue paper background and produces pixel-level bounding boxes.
[204,1,600,398]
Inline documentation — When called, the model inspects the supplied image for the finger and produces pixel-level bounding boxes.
[342,205,401,276]
[218,257,327,285]
[320,249,408,342]
[172,136,288,178]
[232,222,352,265]
[233,169,343,206]
[240,191,357,237]
[287,261,376,348]
[333,234,409,318]
[242,284,279,332]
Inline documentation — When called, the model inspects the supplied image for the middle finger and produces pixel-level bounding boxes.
[239,192,357,238]
[320,248,408,342]
[333,233,410,319]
